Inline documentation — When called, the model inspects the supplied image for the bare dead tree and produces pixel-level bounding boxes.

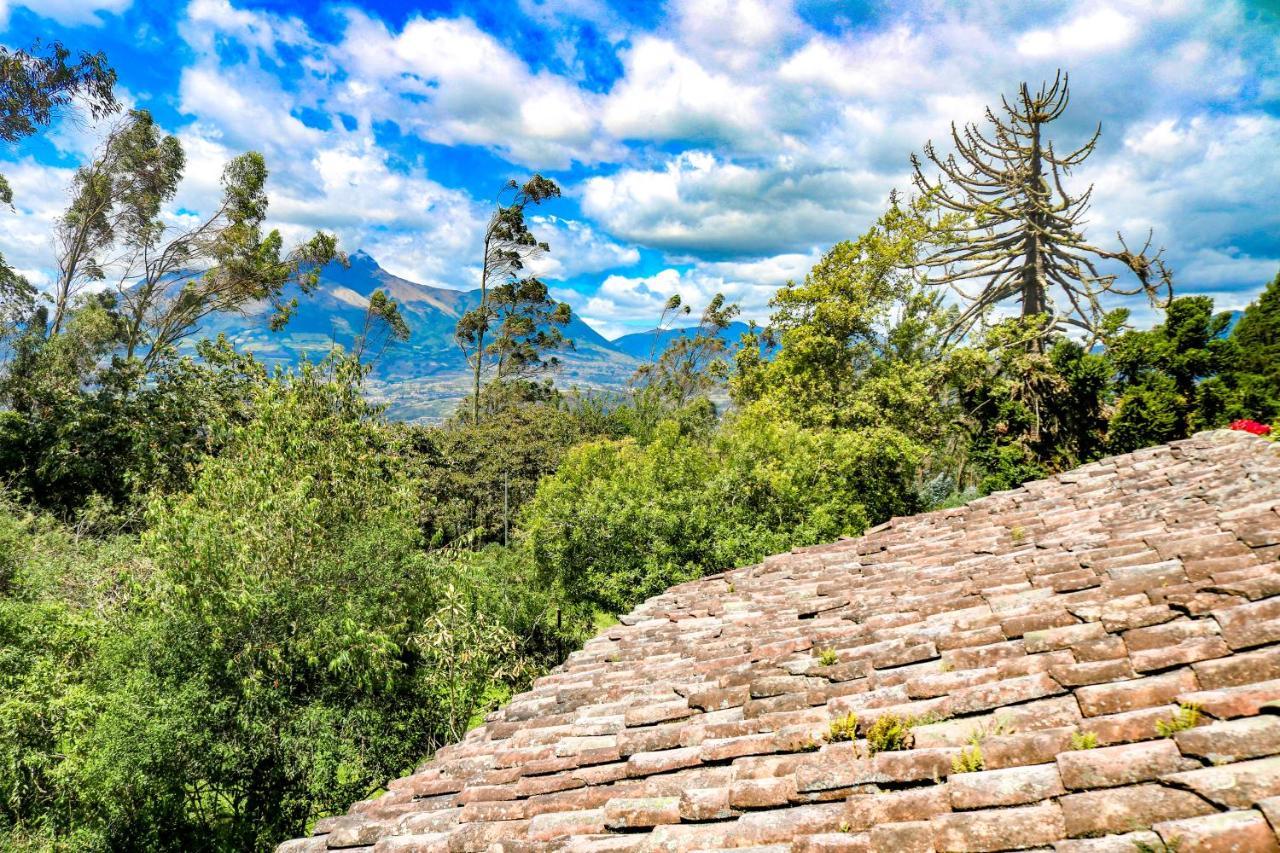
[911,70,1173,346]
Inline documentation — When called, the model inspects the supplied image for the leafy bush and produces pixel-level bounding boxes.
[0,361,580,851]
[522,405,925,614]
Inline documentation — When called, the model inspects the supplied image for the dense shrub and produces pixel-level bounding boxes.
[522,404,925,614]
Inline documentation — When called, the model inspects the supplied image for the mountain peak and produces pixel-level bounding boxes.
[347,249,379,268]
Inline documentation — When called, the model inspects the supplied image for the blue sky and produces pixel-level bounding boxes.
[2,0,1279,338]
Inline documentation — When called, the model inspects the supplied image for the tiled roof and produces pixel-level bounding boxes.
[279,429,1280,853]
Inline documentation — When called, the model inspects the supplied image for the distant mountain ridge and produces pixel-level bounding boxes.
[610,320,756,360]
[193,251,642,421]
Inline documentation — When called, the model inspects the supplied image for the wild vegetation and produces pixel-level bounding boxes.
[0,46,1278,850]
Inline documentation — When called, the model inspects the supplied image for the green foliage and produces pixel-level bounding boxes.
[1104,296,1256,453]
[0,360,578,850]
[1070,731,1098,750]
[457,175,564,423]
[0,497,143,850]
[0,40,116,148]
[55,109,184,335]
[826,713,858,744]
[633,293,740,412]
[732,196,954,444]
[951,742,984,773]
[1228,270,1280,421]
[409,401,611,547]
[864,713,913,755]
[1155,703,1201,738]
[945,317,1111,493]
[351,289,411,365]
[0,39,116,313]
[0,328,266,521]
[522,404,924,614]
[815,648,839,667]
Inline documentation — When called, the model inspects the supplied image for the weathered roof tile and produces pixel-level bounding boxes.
[276,431,1280,852]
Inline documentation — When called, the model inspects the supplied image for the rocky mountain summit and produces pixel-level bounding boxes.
[280,429,1280,853]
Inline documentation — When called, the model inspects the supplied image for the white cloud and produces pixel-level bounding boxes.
[671,0,803,72]
[526,216,641,280]
[0,159,74,284]
[1016,8,1139,57]
[13,0,1279,335]
[180,0,313,57]
[565,249,810,338]
[601,38,768,145]
[581,151,883,255]
[333,10,617,168]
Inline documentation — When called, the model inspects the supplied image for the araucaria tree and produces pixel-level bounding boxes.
[456,175,565,423]
[911,71,1171,344]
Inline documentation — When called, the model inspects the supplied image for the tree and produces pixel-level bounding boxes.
[0,313,270,521]
[0,358,581,851]
[1105,296,1243,451]
[351,289,410,365]
[116,150,341,366]
[641,294,691,367]
[522,408,924,615]
[633,293,739,410]
[1231,269,1280,416]
[86,358,555,849]
[484,276,572,388]
[409,401,607,548]
[456,175,561,424]
[0,40,117,206]
[53,109,184,335]
[0,39,118,333]
[731,195,955,442]
[911,71,1170,344]
[944,316,1112,493]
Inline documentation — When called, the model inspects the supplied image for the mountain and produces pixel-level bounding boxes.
[194,250,639,421]
[610,320,756,360]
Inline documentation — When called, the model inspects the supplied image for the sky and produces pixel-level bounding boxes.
[2,0,1279,339]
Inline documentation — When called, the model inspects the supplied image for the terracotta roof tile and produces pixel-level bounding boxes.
[277,430,1280,852]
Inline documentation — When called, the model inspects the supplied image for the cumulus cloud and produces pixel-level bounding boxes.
[580,151,883,255]
[1016,8,1139,57]
[0,159,75,287]
[332,11,619,168]
[601,38,769,145]
[564,249,813,338]
[526,216,641,280]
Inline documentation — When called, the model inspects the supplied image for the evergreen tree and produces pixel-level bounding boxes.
[1230,269,1280,418]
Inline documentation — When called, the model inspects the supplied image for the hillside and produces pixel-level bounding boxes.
[195,251,640,420]
[279,429,1280,852]
[611,321,756,360]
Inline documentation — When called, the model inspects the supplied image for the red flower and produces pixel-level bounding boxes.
[1229,419,1272,436]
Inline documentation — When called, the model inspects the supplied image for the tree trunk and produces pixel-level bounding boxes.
[472,249,490,425]
[1021,104,1047,351]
